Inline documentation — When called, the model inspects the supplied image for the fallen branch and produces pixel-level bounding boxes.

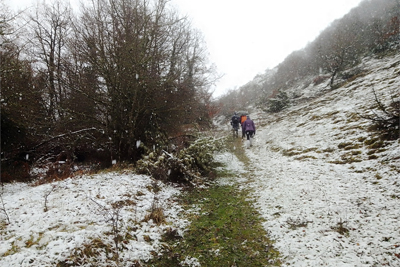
[358,88,399,140]
[33,127,100,150]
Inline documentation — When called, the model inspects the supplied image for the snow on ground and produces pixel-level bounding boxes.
[214,152,248,186]
[243,54,400,266]
[0,171,187,266]
[0,54,398,267]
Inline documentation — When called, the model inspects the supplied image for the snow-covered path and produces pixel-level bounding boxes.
[246,145,399,266]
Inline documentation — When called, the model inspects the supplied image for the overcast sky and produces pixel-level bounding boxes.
[170,0,365,97]
[8,0,365,97]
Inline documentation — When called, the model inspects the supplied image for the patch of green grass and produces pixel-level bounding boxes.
[148,135,281,266]
[209,160,236,178]
[150,184,281,266]
[214,167,235,178]
[223,136,251,165]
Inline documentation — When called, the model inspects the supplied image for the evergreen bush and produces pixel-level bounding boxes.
[136,137,225,183]
[267,90,290,113]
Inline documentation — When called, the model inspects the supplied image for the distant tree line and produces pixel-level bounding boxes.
[216,0,399,115]
[271,0,399,91]
[1,0,217,180]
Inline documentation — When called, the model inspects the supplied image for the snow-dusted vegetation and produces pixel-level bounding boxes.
[1,53,398,267]
[1,0,399,266]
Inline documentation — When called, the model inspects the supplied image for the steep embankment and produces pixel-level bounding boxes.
[240,54,400,266]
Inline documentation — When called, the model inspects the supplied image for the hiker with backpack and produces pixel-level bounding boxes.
[242,115,256,148]
[230,112,240,138]
[240,114,247,138]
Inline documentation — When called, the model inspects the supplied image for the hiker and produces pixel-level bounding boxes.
[240,114,247,138]
[230,112,240,137]
[242,115,256,148]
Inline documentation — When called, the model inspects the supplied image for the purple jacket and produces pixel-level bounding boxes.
[242,118,255,133]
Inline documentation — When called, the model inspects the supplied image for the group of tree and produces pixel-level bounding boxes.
[216,0,399,115]
[1,0,217,181]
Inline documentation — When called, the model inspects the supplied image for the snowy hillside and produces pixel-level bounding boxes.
[0,54,399,267]
[244,54,400,266]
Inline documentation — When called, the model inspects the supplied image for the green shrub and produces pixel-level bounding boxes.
[136,137,225,183]
[267,90,290,113]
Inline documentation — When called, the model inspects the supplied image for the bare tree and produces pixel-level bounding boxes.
[26,0,73,122]
[3,0,216,167]
[73,0,215,161]
[1,5,47,177]
[315,21,359,88]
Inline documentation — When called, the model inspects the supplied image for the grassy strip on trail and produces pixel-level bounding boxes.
[226,135,251,165]
[148,136,281,266]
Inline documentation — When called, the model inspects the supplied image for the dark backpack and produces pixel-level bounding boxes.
[232,115,239,124]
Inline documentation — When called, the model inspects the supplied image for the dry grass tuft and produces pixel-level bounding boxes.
[144,207,166,225]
